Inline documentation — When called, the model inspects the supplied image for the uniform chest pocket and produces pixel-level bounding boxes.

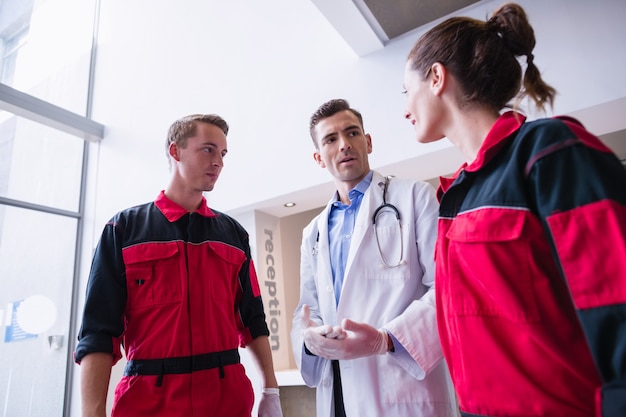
[445,209,540,323]
[123,242,182,309]
[203,241,246,302]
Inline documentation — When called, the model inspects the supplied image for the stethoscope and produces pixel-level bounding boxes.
[372,175,405,268]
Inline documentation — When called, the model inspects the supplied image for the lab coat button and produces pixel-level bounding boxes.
[326,285,333,292]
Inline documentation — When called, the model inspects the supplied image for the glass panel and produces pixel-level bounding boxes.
[0,0,96,115]
[0,112,84,211]
[0,206,77,416]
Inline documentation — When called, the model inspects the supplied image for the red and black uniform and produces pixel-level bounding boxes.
[75,191,268,416]
[436,112,626,417]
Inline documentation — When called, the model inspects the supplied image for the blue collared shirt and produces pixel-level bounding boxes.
[328,171,373,305]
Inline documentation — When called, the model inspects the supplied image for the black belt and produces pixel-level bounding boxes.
[124,349,240,386]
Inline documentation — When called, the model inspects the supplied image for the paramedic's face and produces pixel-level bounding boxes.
[172,122,227,192]
[403,61,446,144]
[313,110,372,188]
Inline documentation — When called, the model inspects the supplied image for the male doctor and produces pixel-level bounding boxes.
[291,99,457,417]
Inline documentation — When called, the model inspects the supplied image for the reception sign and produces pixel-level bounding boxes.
[255,211,290,370]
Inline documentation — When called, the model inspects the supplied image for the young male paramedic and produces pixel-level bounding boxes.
[75,114,283,417]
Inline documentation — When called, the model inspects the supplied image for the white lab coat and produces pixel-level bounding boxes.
[291,171,458,417]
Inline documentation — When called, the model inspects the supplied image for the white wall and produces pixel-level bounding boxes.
[85,0,626,221]
[69,0,626,415]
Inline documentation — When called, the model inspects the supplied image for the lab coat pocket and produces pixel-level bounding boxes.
[123,242,182,309]
[445,209,541,323]
[366,224,410,280]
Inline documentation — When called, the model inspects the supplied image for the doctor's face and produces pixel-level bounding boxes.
[312,110,372,189]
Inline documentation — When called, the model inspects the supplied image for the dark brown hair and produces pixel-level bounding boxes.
[165,114,229,159]
[309,99,364,148]
[406,3,556,112]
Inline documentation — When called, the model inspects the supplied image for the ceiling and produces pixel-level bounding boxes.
[229,1,626,219]
[227,0,486,220]
[310,0,482,56]
[359,0,480,41]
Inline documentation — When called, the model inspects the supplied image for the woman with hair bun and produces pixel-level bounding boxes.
[402,3,626,417]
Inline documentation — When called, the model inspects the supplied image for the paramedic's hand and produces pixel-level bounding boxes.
[258,388,283,417]
[304,318,389,360]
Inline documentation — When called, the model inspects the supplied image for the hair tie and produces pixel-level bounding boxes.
[527,53,534,64]
[486,19,500,35]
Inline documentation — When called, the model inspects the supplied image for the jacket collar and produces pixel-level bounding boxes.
[438,111,525,197]
[466,111,526,173]
[155,190,216,222]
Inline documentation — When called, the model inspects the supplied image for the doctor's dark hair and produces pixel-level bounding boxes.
[406,2,556,112]
[165,114,229,160]
[309,98,364,149]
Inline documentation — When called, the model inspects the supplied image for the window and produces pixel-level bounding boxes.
[0,0,94,114]
[0,205,78,416]
[0,113,85,211]
[0,0,102,415]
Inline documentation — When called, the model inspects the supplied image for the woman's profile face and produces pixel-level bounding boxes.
[402,61,445,144]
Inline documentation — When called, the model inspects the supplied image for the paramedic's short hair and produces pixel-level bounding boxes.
[165,114,229,160]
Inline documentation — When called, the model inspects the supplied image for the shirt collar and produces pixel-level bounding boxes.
[332,170,373,208]
[155,190,216,222]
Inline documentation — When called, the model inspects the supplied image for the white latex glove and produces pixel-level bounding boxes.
[299,304,347,348]
[303,317,388,360]
[258,388,283,417]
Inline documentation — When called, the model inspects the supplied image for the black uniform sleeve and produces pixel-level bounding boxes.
[74,218,128,364]
[234,227,270,344]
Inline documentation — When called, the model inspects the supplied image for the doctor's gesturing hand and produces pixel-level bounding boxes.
[299,304,391,360]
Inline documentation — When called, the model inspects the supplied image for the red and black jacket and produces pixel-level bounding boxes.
[436,112,626,417]
[75,193,268,415]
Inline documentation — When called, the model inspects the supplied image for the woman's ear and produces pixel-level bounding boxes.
[430,62,446,96]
